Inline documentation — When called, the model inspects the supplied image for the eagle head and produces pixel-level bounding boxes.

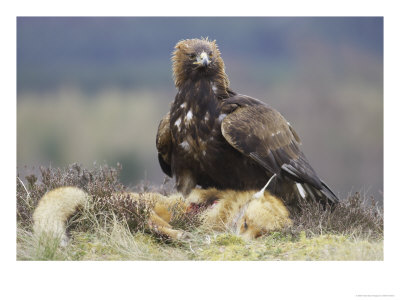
[172,38,229,89]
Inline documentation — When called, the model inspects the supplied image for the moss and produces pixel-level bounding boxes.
[194,233,382,261]
[67,230,187,260]
[261,234,382,260]
[68,233,122,260]
[213,234,246,246]
[198,244,254,260]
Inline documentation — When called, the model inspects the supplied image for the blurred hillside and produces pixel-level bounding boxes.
[17,17,383,200]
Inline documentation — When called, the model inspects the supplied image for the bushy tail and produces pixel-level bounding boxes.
[33,187,88,246]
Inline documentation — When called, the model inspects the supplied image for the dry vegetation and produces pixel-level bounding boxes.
[17,164,383,261]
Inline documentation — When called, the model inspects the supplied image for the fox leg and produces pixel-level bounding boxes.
[148,212,188,240]
[129,192,189,240]
[152,202,174,223]
[146,194,189,240]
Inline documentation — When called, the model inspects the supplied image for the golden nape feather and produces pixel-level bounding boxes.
[157,38,339,206]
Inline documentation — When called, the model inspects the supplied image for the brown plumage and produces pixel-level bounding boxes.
[156,38,339,206]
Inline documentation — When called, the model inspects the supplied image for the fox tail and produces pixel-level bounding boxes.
[33,187,88,246]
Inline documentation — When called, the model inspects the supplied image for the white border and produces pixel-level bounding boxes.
[2,1,399,299]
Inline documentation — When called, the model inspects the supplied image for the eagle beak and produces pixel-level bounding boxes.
[195,51,210,67]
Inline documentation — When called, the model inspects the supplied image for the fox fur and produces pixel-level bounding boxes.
[32,187,88,246]
[33,186,292,243]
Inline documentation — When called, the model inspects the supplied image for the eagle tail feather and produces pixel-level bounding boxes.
[294,182,339,208]
[320,180,340,204]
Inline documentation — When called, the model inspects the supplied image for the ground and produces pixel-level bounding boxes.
[16,164,383,261]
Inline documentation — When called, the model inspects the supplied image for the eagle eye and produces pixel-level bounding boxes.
[189,53,196,59]
[208,52,213,57]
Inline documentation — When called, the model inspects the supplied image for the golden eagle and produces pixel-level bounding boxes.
[156,38,339,206]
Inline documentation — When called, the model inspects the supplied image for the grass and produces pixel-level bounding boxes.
[16,163,383,261]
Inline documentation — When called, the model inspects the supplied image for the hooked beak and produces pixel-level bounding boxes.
[194,51,210,67]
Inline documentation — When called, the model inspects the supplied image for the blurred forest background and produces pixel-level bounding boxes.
[17,17,383,201]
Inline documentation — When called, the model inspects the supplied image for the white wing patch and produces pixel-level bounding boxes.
[179,141,190,151]
[174,118,181,128]
[296,183,306,198]
[174,118,182,128]
[185,110,193,123]
[212,83,218,93]
[218,114,227,122]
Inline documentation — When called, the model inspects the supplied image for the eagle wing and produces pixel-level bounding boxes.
[221,95,322,189]
[156,111,172,177]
